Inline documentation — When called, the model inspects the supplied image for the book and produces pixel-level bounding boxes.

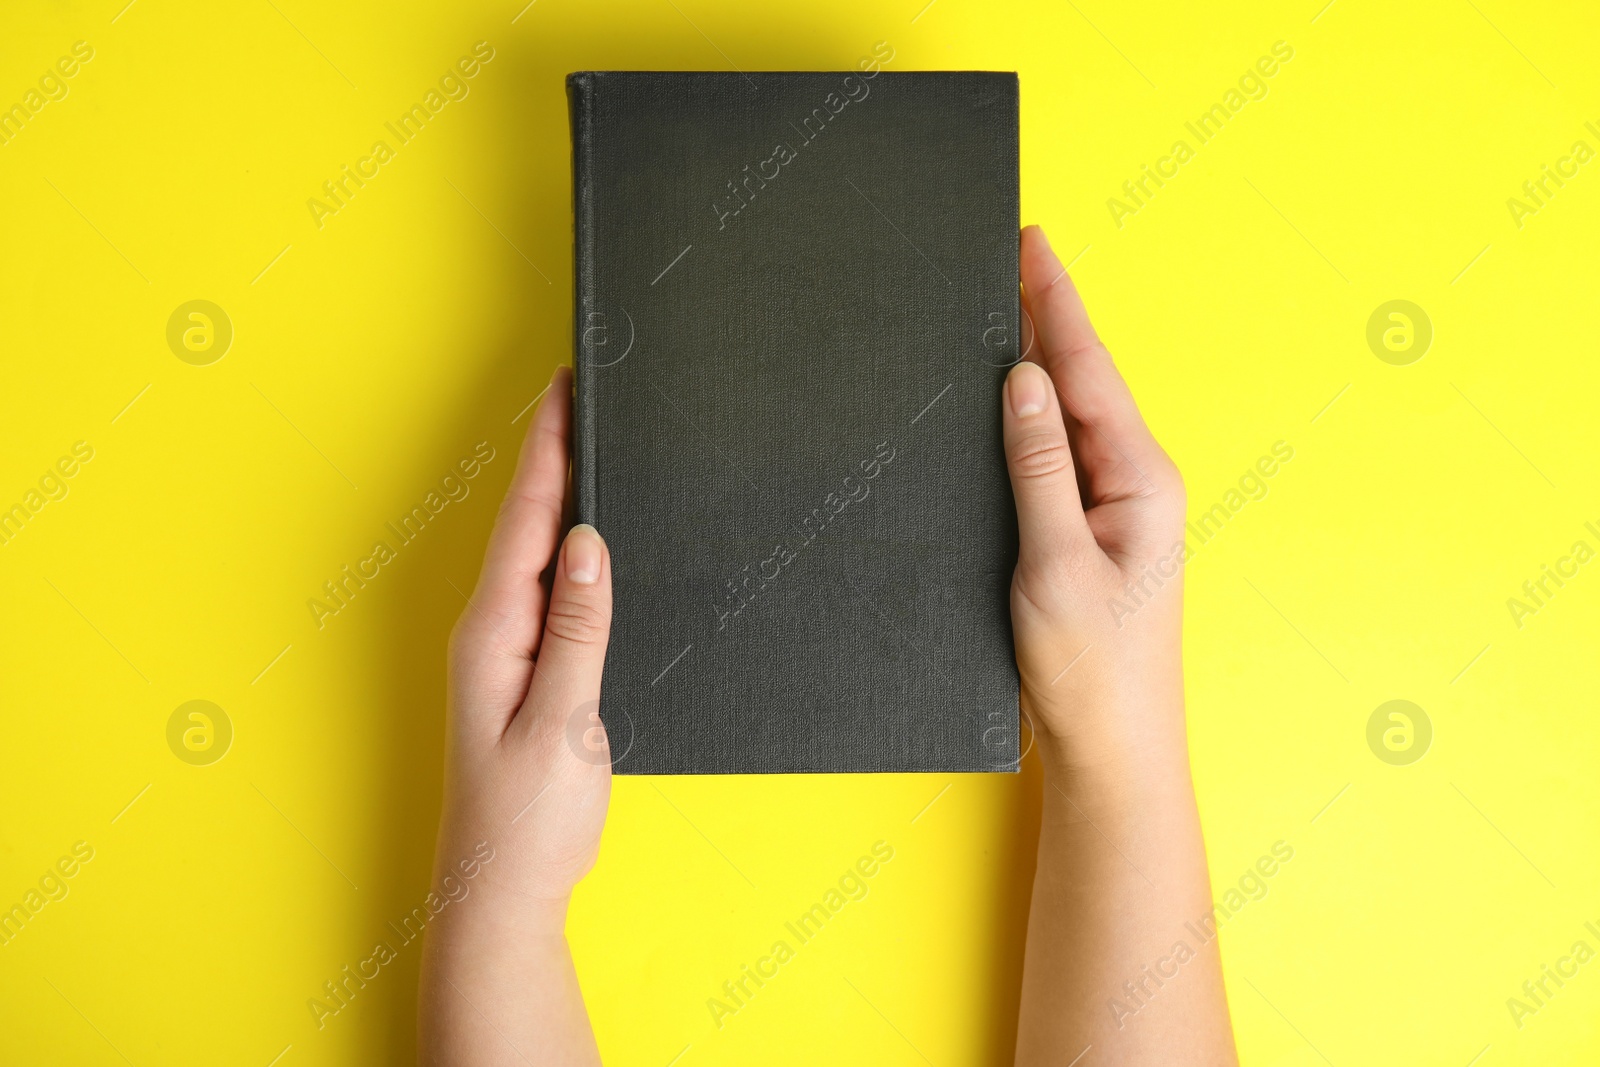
[568,66,1021,774]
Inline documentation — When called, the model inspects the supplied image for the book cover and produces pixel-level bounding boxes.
[568,67,1021,774]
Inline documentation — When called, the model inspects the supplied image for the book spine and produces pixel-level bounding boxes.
[568,72,597,525]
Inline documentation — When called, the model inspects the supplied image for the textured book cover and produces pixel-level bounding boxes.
[568,67,1020,774]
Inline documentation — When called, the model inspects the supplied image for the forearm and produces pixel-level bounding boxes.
[1016,727,1235,1066]
[419,900,601,1066]
[420,371,613,1064]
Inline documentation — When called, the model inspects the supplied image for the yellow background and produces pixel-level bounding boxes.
[3,0,1597,1063]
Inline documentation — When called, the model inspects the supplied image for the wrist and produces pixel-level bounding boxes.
[460,882,572,939]
[1032,715,1196,812]
[423,887,572,979]
[428,839,575,943]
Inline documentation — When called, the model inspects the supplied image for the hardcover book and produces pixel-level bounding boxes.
[568,66,1021,774]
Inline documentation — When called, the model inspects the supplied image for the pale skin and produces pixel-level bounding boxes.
[1007,226,1236,1065]
[418,226,1236,1064]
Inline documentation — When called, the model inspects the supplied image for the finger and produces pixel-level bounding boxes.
[1020,225,1177,504]
[1002,360,1093,566]
[456,367,571,683]
[513,524,613,743]
[1021,281,1094,508]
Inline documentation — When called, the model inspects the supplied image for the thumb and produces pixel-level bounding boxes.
[1003,361,1093,567]
[515,523,613,743]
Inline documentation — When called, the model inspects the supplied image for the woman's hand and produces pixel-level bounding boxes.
[1007,226,1237,1065]
[1004,226,1190,785]
[418,366,611,1067]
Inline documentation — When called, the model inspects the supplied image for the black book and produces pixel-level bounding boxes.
[568,66,1021,774]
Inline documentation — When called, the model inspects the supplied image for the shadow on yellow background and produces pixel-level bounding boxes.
[1,0,1597,1064]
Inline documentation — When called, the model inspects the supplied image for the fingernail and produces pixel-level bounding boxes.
[1006,361,1049,418]
[565,524,603,584]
